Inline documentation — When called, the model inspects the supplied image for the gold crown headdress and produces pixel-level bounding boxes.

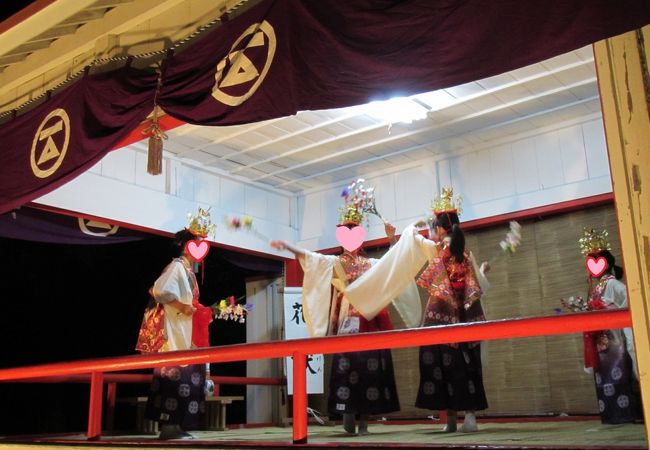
[431,187,462,216]
[579,228,611,256]
[339,179,372,226]
[339,204,364,226]
[186,207,217,238]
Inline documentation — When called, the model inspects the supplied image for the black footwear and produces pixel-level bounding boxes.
[159,426,195,440]
[343,413,356,435]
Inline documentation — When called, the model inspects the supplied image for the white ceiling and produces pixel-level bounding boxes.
[0,1,600,195]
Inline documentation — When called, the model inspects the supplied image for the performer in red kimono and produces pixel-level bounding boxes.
[413,188,488,432]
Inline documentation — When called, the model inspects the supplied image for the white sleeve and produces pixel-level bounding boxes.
[367,257,423,329]
[345,223,432,321]
[298,250,340,337]
[602,279,628,309]
[151,261,192,305]
[391,281,423,328]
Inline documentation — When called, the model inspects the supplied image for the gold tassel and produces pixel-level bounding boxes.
[144,68,166,176]
[147,134,164,175]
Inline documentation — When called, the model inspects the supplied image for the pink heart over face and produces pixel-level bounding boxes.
[586,256,607,278]
[336,225,366,252]
[186,240,210,262]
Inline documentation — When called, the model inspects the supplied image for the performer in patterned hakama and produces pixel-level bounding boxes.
[579,228,641,424]
[138,227,212,440]
[413,191,489,433]
[270,195,421,435]
[344,188,490,433]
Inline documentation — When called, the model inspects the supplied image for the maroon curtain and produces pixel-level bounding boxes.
[1,0,649,214]
[158,0,650,125]
[0,65,156,214]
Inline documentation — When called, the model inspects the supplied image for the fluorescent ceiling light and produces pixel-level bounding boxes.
[363,96,430,124]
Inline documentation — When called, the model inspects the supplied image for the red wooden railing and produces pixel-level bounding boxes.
[13,373,284,432]
[0,310,631,444]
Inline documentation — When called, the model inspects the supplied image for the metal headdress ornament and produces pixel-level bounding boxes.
[186,207,217,238]
[579,228,611,256]
[339,178,375,226]
[431,187,462,217]
[339,203,364,226]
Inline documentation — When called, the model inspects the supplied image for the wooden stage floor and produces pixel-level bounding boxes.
[0,419,646,450]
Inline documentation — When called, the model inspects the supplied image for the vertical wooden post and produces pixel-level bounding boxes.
[594,24,650,437]
[292,352,308,444]
[87,371,104,439]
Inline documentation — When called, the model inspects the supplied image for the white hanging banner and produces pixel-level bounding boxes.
[283,286,324,394]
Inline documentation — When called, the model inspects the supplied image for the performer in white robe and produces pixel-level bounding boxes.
[271,207,421,435]
[144,229,206,440]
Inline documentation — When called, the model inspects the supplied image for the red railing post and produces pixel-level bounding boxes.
[87,371,104,439]
[292,352,307,444]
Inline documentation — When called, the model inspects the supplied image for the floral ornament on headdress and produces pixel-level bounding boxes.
[431,187,462,217]
[186,207,217,238]
[339,178,384,225]
[578,228,611,256]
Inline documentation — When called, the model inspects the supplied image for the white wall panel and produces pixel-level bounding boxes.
[558,126,589,183]
[321,188,344,240]
[437,158,452,191]
[101,148,136,183]
[267,192,291,227]
[297,191,322,241]
[173,161,195,201]
[489,144,515,199]
[582,119,610,178]
[394,165,437,220]
[194,170,220,206]
[534,133,564,189]
[512,138,539,194]
[245,185,267,218]
[371,173,396,223]
[220,177,246,214]
[450,150,492,204]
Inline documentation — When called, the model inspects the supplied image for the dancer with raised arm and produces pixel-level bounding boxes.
[344,188,490,433]
[271,181,421,435]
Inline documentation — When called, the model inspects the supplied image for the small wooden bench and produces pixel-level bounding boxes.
[122,396,245,433]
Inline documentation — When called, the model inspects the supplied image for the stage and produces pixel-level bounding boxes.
[0,419,645,450]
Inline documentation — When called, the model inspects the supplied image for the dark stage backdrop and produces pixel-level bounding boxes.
[0,232,281,435]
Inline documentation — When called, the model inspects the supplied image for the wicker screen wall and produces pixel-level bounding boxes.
[313,204,625,419]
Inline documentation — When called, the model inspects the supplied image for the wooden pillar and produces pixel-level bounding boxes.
[594,25,650,435]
